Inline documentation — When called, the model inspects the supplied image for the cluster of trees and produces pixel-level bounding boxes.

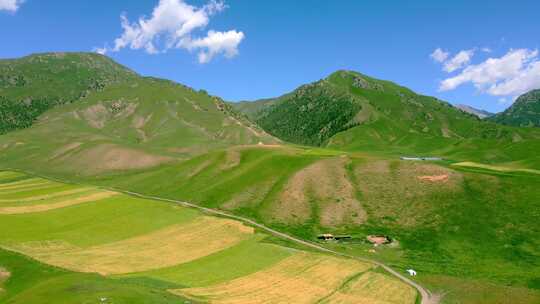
[257,88,361,146]
[0,97,55,134]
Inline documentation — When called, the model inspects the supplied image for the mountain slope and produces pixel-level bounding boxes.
[233,70,540,168]
[455,104,493,119]
[233,70,489,146]
[489,89,540,127]
[0,53,276,174]
[0,52,138,134]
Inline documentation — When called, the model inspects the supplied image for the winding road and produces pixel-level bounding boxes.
[8,168,440,304]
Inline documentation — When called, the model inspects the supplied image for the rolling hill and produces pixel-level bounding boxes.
[489,89,540,127]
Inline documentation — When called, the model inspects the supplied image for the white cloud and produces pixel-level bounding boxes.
[0,0,24,12]
[481,47,492,53]
[439,48,540,97]
[443,49,475,73]
[430,48,449,63]
[179,30,244,63]
[96,0,244,63]
[92,47,108,55]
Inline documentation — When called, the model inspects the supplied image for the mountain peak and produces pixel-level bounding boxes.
[489,89,540,127]
[455,104,493,119]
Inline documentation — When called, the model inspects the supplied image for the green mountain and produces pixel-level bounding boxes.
[489,89,540,127]
[0,52,138,134]
[233,70,540,168]
[0,53,275,175]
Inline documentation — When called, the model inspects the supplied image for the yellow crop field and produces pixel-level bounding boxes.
[175,252,374,304]
[0,191,118,214]
[10,216,254,275]
[320,271,417,304]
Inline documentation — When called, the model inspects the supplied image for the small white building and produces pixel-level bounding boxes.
[406,269,417,276]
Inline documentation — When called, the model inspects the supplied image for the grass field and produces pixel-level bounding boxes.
[0,171,415,304]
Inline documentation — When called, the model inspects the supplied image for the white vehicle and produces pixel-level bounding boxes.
[406,269,417,276]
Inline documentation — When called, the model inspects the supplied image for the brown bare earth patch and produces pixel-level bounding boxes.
[80,101,138,129]
[0,191,118,214]
[354,160,462,227]
[320,271,417,304]
[132,114,153,142]
[220,149,241,171]
[68,144,173,174]
[269,158,366,227]
[417,174,449,182]
[0,267,10,292]
[81,104,109,129]
[10,217,254,275]
[175,252,373,304]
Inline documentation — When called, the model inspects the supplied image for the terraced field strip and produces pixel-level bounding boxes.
[0,191,118,214]
[0,181,67,194]
[452,161,540,175]
[0,186,94,202]
[174,252,373,303]
[0,178,53,190]
[0,171,25,181]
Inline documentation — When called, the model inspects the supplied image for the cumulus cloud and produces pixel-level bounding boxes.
[97,0,244,63]
[0,0,24,12]
[439,48,540,97]
[443,49,475,73]
[179,30,244,63]
[430,48,449,63]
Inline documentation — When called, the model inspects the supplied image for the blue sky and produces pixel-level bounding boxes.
[1,0,539,113]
